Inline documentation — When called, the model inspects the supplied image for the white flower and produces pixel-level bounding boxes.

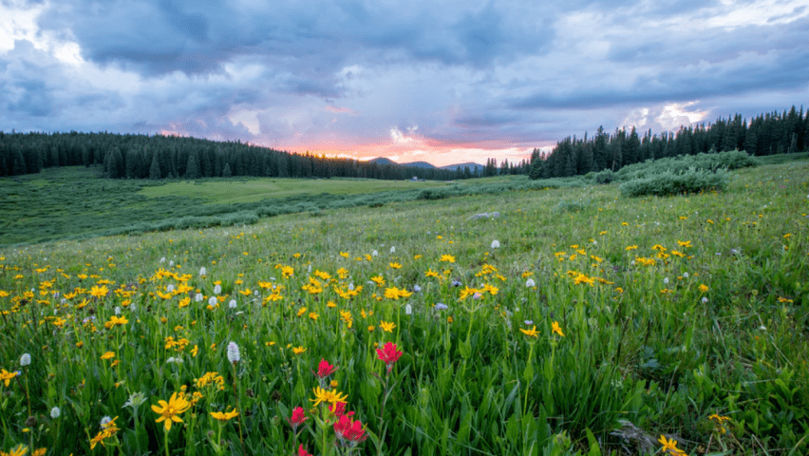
[372,250,378,257]
[50,406,61,419]
[413,284,421,292]
[100,416,112,427]
[307,264,312,273]
[524,320,533,325]
[124,392,147,409]
[229,300,237,309]
[683,272,689,278]
[20,353,31,367]
[405,304,412,315]
[169,260,174,267]
[663,277,669,285]
[390,246,396,253]
[114,306,121,315]
[227,341,240,363]
[434,303,448,310]
[348,283,355,291]
[160,257,166,263]
[701,297,709,304]
[213,284,222,295]
[166,284,175,293]
[194,293,203,302]
[490,240,500,249]
[758,325,767,331]
[166,357,183,364]
[525,278,536,288]
[208,296,217,306]
[199,267,207,277]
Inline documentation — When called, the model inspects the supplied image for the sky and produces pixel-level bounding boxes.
[1,0,808,166]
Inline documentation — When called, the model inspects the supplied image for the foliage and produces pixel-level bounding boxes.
[530,105,809,179]
[0,158,807,455]
[619,169,730,197]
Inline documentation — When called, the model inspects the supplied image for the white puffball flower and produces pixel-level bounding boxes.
[114,306,121,315]
[166,284,175,293]
[701,297,709,304]
[50,406,61,419]
[213,284,222,295]
[208,296,217,307]
[390,246,396,253]
[663,277,669,285]
[20,353,31,367]
[683,272,689,278]
[405,304,412,315]
[372,250,378,257]
[229,300,237,309]
[491,240,500,249]
[227,341,241,363]
[194,293,203,302]
[199,267,207,277]
[525,278,536,288]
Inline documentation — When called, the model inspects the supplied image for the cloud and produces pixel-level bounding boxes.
[0,0,807,167]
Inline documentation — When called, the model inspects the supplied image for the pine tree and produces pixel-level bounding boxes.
[185,153,200,179]
[222,162,232,177]
[149,152,162,179]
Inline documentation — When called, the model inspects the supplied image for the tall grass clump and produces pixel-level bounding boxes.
[620,168,730,197]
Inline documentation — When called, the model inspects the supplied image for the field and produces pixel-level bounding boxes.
[0,158,808,455]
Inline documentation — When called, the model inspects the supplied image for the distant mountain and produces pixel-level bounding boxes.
[368,157,397,166]
[440,162,485,173]
[367,157,483,173]
[399,161,436,169]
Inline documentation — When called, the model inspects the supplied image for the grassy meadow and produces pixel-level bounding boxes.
[0,158,808,455]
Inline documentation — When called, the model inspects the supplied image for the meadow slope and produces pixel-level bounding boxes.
[0,159,807,455]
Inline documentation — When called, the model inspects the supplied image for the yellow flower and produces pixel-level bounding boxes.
[379,321,396,332]
[698,284,709,293]
[551,321,565,337]
[425,269,439,278]
[104,315,129,329]
[89,285,108,298]
[100,351,115,360]
[292,346,307,355]
[439,254,455,263]
[519,326,539,338]
[308,312,319,321]
[2,444,28,456]
[371,275,386,287]
[32,448,46,456]
[0,368,19,387]
[309,387,348,408]
[389,262,402,269]
[210,408,239,421]
[677,240,692,248]
[151,392,191,431]
[657,435,687,455]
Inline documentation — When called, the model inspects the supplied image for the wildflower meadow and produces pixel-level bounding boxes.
[0,158,807,455]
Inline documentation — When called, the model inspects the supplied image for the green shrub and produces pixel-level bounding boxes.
[620,169,729,197]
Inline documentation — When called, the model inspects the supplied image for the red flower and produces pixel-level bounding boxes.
[376,342,402,371]
[316,358,336,378]
[333,414,367,442]
[328,401,354,418]
[297,444,313,456]
[288,406,307,427]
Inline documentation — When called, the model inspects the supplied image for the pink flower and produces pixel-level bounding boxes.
[288,406,307,427]
[333,414,367,442]
[316,358,336,378]
[328,401,354,419]
[297,444,313,456]
[376,342,402,372]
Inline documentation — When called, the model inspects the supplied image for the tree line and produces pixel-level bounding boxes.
[0,132,476,180]
[529,105,809,179]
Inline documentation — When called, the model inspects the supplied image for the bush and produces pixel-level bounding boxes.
[615,150,757,182]
[620,169,729,197]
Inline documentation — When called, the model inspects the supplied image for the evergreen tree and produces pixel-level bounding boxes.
[185,152,200,179]
[222,162,232,177]
[149,152,162,179]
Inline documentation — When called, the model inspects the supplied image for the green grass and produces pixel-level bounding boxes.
[138,177,452,205]
[0,160,808,455]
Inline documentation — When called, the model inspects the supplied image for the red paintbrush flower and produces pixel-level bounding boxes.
[316,358,336,378]
[333,414,367,442]
[328,401,354,418]
[288,406,307,427]
[297,444,313,456]
[376,342,402,372]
